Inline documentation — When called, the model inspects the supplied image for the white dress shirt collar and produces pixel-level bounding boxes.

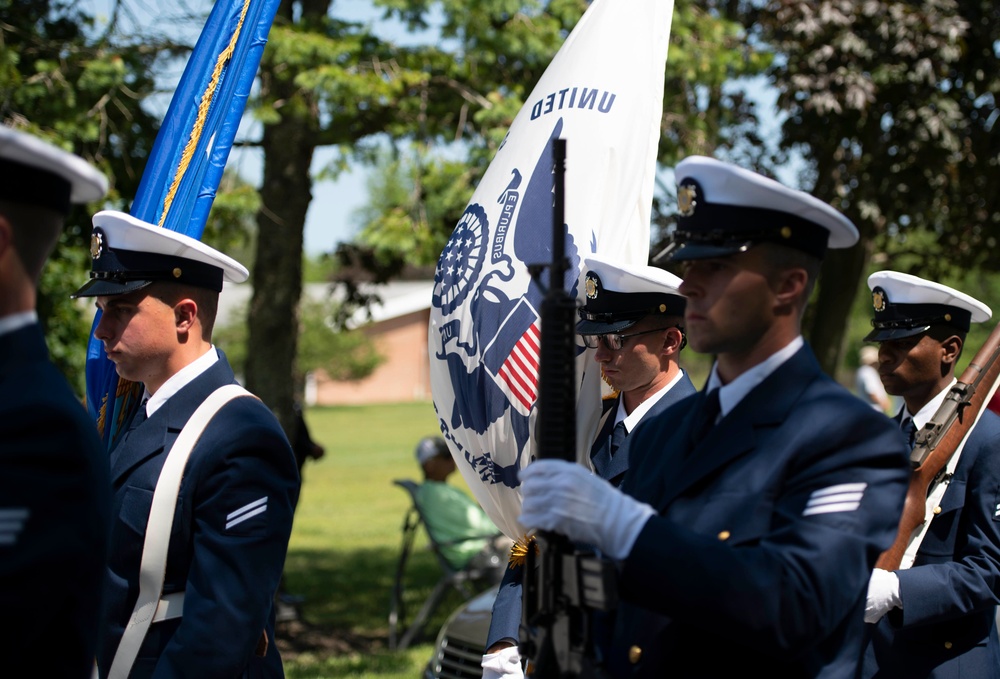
[143,346,220,417]
[900,378,957,431]
[706,336,805,418]
[617,369,687,433]
[0,310,38,338]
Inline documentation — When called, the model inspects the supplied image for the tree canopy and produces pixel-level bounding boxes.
[8,0,999,402]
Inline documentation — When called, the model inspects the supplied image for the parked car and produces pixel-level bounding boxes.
[424,585,497,679]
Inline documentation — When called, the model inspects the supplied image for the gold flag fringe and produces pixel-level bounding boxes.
[159,0,253,227]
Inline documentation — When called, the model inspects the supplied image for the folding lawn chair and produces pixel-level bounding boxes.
[388,479,506,650]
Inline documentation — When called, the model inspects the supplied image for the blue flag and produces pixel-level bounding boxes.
[86,0,282,449]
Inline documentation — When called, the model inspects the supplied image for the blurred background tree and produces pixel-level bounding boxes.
[0,0,163,393]
[7,0,999,403]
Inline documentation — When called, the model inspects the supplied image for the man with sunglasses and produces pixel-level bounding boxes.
[482,254,693,679]
[575,253,695,487]
[860,271,1000,679]
[518,156,911,677]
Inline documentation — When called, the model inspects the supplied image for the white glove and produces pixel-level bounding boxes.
[864,568,902,623]
[518,459,655,560]
[482,645,524,679]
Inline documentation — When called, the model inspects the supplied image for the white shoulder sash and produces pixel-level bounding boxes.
[107,384,253,679]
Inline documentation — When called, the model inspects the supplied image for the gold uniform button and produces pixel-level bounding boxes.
[944,641,953,649]
[628,646,642,664]
[933,506,942,515]
[718,530,731,541]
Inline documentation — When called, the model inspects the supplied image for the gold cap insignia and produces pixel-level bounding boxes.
[780,226,792,239]
[677,183,698,217]
[90,231,104,260]
[172,267,183,279]
[585,274,599,299]
[872,289,886,312]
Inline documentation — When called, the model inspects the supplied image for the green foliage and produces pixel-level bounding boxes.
[340,1,771,265]
[36,223,94,396]
[298,298,385,380]
[215,295,384,385]
[0,0,165,389]
[354,147,474,267]
[203,170,262,270]
[713,0,1000,372]
[303,252,339,283]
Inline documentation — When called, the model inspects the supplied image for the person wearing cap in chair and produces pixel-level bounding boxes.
[0,125,110,678]
[73,210,299,678]
[860,271,1000,679]
[482,254,694,678]
[518,156,910,677]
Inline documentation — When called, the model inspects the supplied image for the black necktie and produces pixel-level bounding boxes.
[902,417,917,448]
[609,420,627,459]
[690,389,721,445]
[122,399,148,443]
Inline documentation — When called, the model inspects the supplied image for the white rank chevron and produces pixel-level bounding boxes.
[802,482,868,516]
[226,496,268,530]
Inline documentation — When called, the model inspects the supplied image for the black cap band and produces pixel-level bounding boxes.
[674,201,830,258]
[93,247,223,290]
[0,158,71,214]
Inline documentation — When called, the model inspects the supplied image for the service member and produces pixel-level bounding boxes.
[73,211,299,678]
[483,255,693,678]
[0,125,110,678]
[861,271,1000,679]
[519,156,911,677]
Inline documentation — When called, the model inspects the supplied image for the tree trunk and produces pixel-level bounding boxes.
[245,62,317,438]
[805,235,873,380]
[246,116,314,437]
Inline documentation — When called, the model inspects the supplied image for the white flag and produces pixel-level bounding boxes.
[428,0,674,539]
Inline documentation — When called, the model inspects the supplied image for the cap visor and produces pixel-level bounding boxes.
[576,318,639,335]
[863,325,930,343]
[667,242,750,262]
[71,278,152,298]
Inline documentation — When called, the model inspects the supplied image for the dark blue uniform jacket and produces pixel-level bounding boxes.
[0,323,111,678]
[96,351,299,678]
[610,345,910,678]
[863,409,1000,678]
[486,373,696,649]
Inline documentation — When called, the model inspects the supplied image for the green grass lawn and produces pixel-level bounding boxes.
[278,401,490,678]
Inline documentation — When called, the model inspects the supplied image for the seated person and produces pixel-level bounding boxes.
[414,436,509,571]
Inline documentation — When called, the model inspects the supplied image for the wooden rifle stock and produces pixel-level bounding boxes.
[875,322,1000,570]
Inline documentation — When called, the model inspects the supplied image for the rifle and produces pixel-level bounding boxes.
[521,138,617,678]
[876,322,1000,570]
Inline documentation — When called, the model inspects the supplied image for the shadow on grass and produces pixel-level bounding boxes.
[276,545,492,663]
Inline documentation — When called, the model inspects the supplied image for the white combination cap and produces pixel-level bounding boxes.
[865,270,992,342]
[0,125,107,214]
[577,253,686,335]
[661,155,858,261]
[72,210,249,298]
